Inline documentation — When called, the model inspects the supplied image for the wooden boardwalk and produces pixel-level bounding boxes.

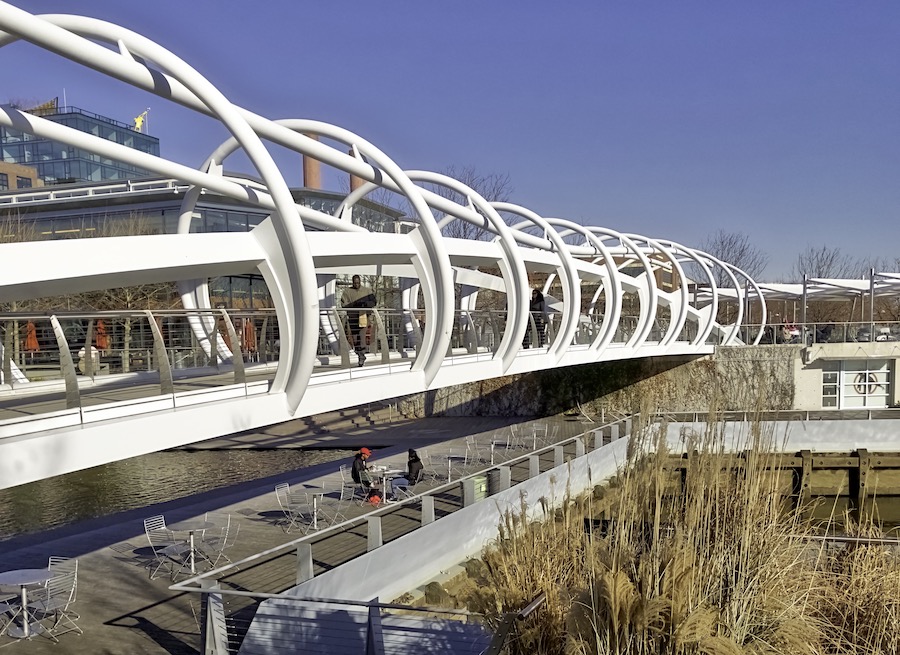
[0,414,591,654]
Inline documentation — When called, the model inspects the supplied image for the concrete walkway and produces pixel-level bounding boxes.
[0,414,591,654]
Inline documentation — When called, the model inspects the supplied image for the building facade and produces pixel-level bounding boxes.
[0,161,42,191]
[0,101,159,185]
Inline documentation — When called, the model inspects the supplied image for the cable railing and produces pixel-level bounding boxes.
[170,416,632,653]
[0,301,723,433]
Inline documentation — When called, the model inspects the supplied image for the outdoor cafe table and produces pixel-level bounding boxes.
[167,518,216,575]
[372,466,405,502]
[0,568,53,638]
[295,487,328,530]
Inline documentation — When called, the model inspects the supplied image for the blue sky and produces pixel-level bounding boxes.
[3,1,898,279]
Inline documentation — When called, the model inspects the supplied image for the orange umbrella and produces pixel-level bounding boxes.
[95,319,109,351]
[23,321,39,353]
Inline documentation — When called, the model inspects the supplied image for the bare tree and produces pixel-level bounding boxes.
[425,165,513,241]
[699,230,769,288]
[792,244,863,281]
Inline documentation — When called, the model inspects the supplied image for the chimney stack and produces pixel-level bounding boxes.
[302,134,321,189]
[349,147,365,192]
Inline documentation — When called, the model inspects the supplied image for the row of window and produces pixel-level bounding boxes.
[822,360,891,408]
[0,173,32,190]
[1,120,159,154]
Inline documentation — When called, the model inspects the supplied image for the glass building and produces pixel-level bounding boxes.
[0,177,407,308]
[0,102,159,185]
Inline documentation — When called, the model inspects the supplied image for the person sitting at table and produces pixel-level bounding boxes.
[392,449,425,494]
[351,447,383,503]
[351,447,375,488]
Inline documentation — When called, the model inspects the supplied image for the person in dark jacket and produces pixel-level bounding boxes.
[407,449,424,485]
[342,275,376,367]
[392,449,425,496]
[351,447,374,488]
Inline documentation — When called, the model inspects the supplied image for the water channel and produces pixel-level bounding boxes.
[0,447,353,540]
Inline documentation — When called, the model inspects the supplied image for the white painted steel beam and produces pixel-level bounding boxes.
[0,3,765,488]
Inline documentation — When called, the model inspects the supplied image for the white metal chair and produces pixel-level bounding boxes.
[143,515,190,580]
[202,513,239,569]
[465,435,485,465]
[419,449,443,483]
[317,496,350,527]
[275,483,314,533]
[0,594,20,637]
[392,466,425,500]
[338,464,363,502]
[28,566,81,640]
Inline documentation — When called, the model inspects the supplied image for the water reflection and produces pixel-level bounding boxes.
[0,448,352,540]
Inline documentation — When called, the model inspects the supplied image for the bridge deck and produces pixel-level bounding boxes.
[0,414,587,654]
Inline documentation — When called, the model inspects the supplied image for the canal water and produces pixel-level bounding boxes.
[0,448,354,541]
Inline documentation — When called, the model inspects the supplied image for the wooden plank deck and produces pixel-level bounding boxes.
[0,415,590,654]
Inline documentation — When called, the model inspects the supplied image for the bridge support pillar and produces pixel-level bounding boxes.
[296,543,314,584]
[367,516,383,551]
[528,455,540,479]
[609,424,620,442]
[624,416,633,435]
[421,496,435,526]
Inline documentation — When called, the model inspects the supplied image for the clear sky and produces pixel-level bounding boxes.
[3,1,898,280]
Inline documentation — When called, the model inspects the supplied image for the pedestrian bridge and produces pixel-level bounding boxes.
[0,4,765,489]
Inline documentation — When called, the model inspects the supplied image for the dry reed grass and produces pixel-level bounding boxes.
[467,414,900,655]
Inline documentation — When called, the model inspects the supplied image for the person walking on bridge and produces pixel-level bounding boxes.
[342,275,376,367]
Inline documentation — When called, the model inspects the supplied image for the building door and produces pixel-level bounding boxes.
[841,359,891,409]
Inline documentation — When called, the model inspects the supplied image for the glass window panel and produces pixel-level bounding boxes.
[226,212,248,232]
[206,210,227,232]
[823,372,838,383]
[822,397,837,408]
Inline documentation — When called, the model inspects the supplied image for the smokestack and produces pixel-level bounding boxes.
[302,134,321,189]
[349,147,364,192]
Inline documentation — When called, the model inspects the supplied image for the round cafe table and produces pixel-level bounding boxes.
[168,519,216,575]
[0,568,53,638]
[299,487,328,530]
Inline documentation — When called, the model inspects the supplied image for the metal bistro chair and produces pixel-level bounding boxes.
[419,449,444,483]
[28,565,81,641]
[275,483,315,534]
[339,464,364,502]
[316,494,351,528]
[202,513,240,569]
[143,515,190,580]
[0,589,20,636]
[393,466,425,500]
[465,435,486,466]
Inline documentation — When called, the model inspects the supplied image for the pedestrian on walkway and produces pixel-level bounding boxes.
[342,275,376,367]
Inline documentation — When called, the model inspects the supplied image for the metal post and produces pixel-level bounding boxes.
[490,466,512,494]
[528,455,540,479]
[296,543,314,584]
[592,430,604,451]
[367,516,382,551]
[801,275,808,346]
[574,437,585,458]
[461,478,476,507]
[869,268,876,342]
[421,495,434,526]
[553,446,564,468]
[49,315,80,410]
[145,311,175,395]
[610,424,620,441]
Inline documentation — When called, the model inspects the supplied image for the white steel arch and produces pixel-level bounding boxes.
[0,3,766,489]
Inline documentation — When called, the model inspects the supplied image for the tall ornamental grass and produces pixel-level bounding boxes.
[468,415,900,655]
